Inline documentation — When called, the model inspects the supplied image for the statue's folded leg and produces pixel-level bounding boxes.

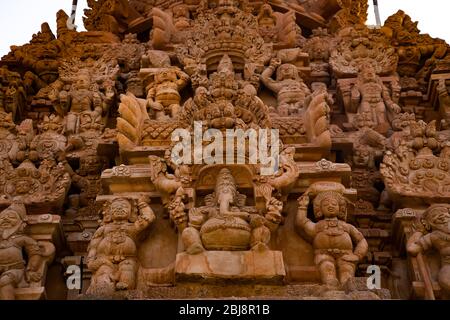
[337,258,356,286]
[87,264,115,296]
[438,263,450,294]
[0,269,24,300]
[182,227,204,254]
[315,254,339,287]
[116,259,138,290]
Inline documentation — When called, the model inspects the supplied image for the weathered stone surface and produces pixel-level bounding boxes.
[175,250,286,284]
[1,0,449,300]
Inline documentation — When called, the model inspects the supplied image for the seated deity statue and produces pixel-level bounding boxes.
[145,67,189,120]
[181,168,282,254]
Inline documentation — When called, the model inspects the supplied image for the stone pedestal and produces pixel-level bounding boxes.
[175,250,286,284]
[15,287,46,300]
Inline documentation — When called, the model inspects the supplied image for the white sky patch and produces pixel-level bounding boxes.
[0,0,88,58]
[0,1,449,57]
[366,0,450,41]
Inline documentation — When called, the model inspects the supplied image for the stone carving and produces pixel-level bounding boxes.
[256,3,299,47]
[296,182,368,287]
[140,53,189,120]
[6,23,62,111]
[1,0,450,300]
[173,1,272,88]
[407,204,450,296]
[261,58,311,116]
[116,34,146,98]
[0,67,26,121]
[83,0,140,34]
[55,57,118,135]
[66,155,106,217]
[182,54,271,129]
[0,203,52,300]
[0,158,71,211]
[303,28,333,85]
[254,146,299,205]
[328,0,369,32]
[86,196,155,296]
[0,112,20,165]
[350,63,401,133]
[148,155,184,209]
[30,114,66,162]
[331,25,398,78]
[348,135,385,206]
[117,91,184,150]
[181,168,282,253]
[381,119,450,208]
[437,79,450,122]
[382,10,447,88]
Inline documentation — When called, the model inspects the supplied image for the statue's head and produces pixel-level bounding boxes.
[313,191,347,220]
[80,155,104,174]
[110,198,132,221]
[238,84,256,105]
[75,70,91,90]
[260,3,273,14]
[0,203,27,238]
[421,204,450,234]
[173,4,189,18]
[195,86,209,101]
[215,168,237,205]
[276,64,298,81]
[353,146,373,168]
[359,64,377,83]
[258,3,276,23]
[217,55,234,76]
[15,179,32,195]
[155,69,178,83]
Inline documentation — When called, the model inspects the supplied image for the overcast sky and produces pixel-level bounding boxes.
[0,0,450,58]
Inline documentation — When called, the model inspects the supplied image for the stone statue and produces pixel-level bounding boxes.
[172,4,192,31]
[0,66,26,121]
[141,64,189,120]
[181,168,282,254]
[86,196,156,295]
[437,79,450,122]
[351,64,401,133]
[65,155,105,216]
[58,70,111,135]
[261,58,311,116]
[407,204,450,295]
[296,183,368,287]
[0,203,43,300]
[83,0,135,34]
